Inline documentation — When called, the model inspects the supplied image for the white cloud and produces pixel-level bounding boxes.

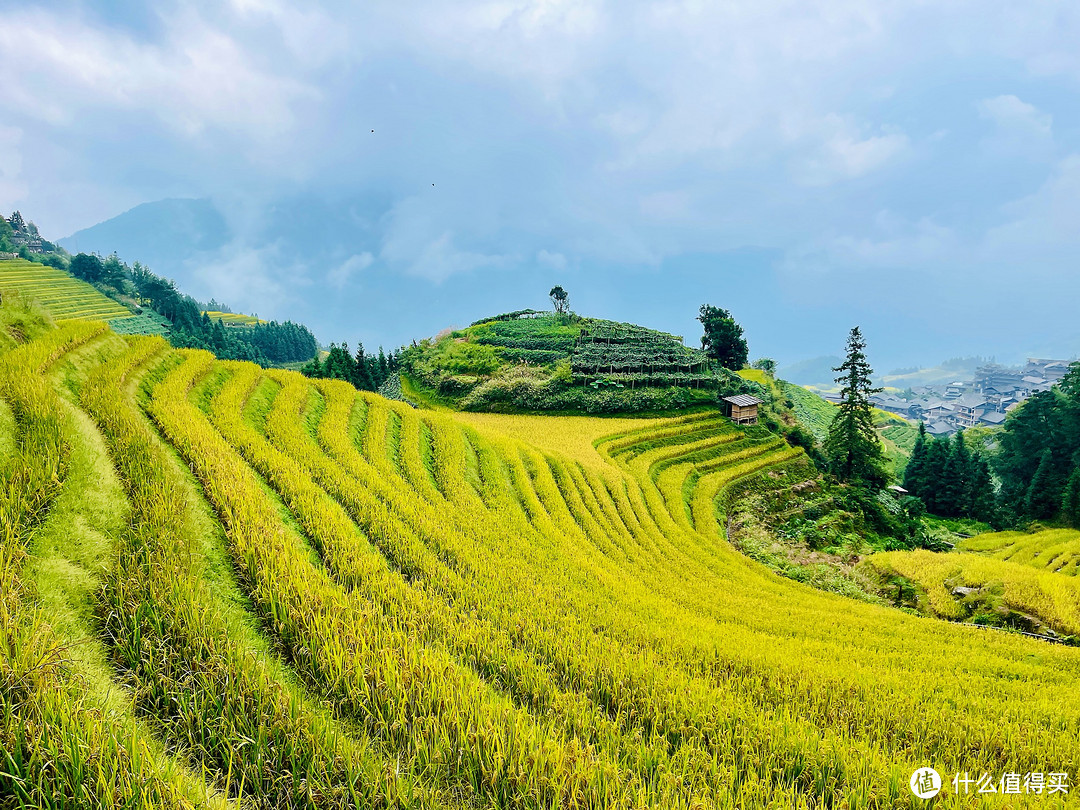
[537,249,568,270]
[0,9,313,141]
[378,195,512,282]
[793,115,910,186]
[977,94,1052,138]
[327,252,373,288]
[782,212,956,276]
[982,154,1080,269]
[185,241,308,319]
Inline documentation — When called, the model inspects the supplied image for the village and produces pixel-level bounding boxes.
[818,359,1074,437]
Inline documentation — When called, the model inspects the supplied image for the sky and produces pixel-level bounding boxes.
[3,0,1080,374]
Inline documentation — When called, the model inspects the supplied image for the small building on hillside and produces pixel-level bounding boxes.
[723,394,762,425]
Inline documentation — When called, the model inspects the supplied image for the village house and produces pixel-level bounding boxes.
[952,393,989,429]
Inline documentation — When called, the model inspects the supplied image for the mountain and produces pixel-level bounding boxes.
[776,355,842,386]
[59,198,230,275]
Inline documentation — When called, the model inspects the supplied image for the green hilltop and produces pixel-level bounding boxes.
[399,309,756,413]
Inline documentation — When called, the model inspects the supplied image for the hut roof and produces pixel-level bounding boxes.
[722,394,762,407]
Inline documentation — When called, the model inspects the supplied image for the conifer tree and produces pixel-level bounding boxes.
[921,438,950,514]
[1026,449,1059,519]
[824,327,887,487]
[941,431,972,516]
[377,348,389,387]
[903,422,929,498]
[354,343,376,391]
[967,453,997,524]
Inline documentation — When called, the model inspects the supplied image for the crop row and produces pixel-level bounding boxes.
[0,323,222,808]
[959,529,1080,576]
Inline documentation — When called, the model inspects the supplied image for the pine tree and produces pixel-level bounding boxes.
[903,422,929,498]
[1062,468,1080,528]
[354,344,376,391]
[921,438,950,514]
[1025,449,1059,520]
[967,453,997,524]
[941,431,972,517]
[377,348,389,387]
[823,327,887,487]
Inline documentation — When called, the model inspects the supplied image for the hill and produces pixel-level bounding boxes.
[3,298,1079,807]
[778,377,916,477]
[400,310,752,413]
[0,257,134,323]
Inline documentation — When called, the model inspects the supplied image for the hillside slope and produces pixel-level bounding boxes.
[2,304,1079,808]
[0,257,134,323]
[402,311,750,414]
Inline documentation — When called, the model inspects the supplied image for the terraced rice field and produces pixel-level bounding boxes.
[2,313,1079,808]
[203,310,265,326]
[958,529,1080,576]
[0,258,133,322]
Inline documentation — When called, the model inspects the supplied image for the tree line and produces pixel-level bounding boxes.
[903,425,996,524]
[992,363,1080,527]
[64,252,319,366]
[300,343,400,392]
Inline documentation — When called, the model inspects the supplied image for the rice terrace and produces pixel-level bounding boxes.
[1,274,1078,809]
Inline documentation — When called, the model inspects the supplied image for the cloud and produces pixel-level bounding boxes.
[794,117,910,186]
[977,94,1052,139]
[982,154,1080,268]
[9,0,1080,364]
[0,8,313,142]
[378,195,511,282]
[0,125,27,205]
[781,212,956,276]
[537,249,568,271]
[327,252,374,288]
[184,241,309,319]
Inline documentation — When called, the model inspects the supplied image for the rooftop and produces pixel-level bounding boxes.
[722,394,763,407]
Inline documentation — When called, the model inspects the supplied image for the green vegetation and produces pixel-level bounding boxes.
[903,424,997,524]
[994,362,1080,524]
[0,258,133,323]
[2,210,320,368]
[697,303,748,369]
[824,327,888,488]
[300,342,400,392]
[401,311,726,413]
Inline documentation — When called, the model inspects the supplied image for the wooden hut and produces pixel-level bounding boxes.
[722,394,762,425]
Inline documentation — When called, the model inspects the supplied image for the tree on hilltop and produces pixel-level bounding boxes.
[697,304,748,370]
[823,326,887,487]
[549,285,570,315]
